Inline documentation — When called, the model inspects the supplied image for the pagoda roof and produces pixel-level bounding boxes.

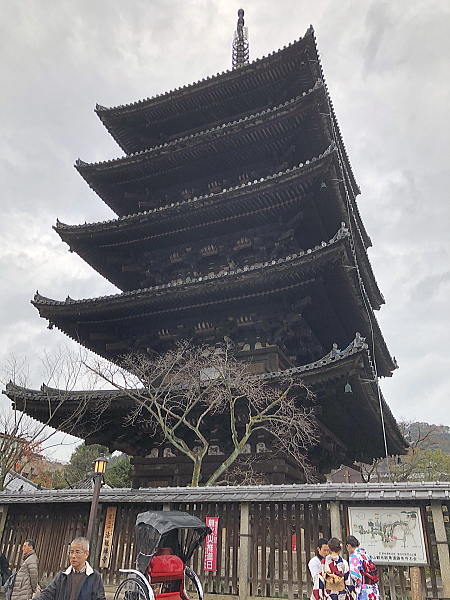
[57,149,379,307]
[63,143,338,238]
[4,335,407,459]
[95,27,320,155]
[32,227,396,376]
[77,81,359,217]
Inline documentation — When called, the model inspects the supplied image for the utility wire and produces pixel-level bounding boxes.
[314,43,393,481]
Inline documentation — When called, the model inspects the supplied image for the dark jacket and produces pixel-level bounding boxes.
[11,550,38,600]
[35,563,105,600]
[0,553,12,585]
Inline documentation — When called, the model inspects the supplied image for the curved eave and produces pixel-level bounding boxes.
[77,82,333,216]
[34,232,351,315]
[61,145,336,238]
[3,382,133,438]
[5,337,406,458]
[272,349,406,458]
[32,230,395,375]
[96,27,317,154]
[60,149,384,310]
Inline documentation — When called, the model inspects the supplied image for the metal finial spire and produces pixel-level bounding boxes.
[232,8,249,69]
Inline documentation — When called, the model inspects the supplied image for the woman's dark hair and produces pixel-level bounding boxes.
[316,538,328,557]
[327,537,342,553]
[345,535,360,548]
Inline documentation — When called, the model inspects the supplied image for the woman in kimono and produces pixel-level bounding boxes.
[311,537,355,600]
[345,536,380,600]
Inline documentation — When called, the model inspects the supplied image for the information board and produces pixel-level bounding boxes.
[347,506,427,565]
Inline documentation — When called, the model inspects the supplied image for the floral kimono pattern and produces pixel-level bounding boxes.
[348,548,380,600]
[311,555,356,600]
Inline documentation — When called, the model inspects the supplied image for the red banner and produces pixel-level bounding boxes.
[203,516,219,572]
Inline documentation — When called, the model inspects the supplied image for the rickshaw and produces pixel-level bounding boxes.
[114,511,211,600]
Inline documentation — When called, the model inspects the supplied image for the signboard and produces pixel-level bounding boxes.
[203,516,219,571]
[409,567,422,600]
[99,506,117,569]
[347,506,427,565]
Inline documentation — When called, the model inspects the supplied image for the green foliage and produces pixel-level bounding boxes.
[414,448,450,481]
[360,447,450,483]
[105,455,131,488]
[64,443,131,488]
[359,421,450,483]
[64,443,110,485]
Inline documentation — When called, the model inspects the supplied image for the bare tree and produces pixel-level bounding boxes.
[87,341,318,487]
[358,420,442,483]
[215,454,270,486]
[0,347,94,491]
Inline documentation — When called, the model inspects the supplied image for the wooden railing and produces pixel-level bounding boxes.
[0,488,448,598]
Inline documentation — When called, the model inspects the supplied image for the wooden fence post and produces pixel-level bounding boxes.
[410,566,422,600]
[0,505,8,541]
[431,500,450,597]
[239,502,250,600]
[330,501,342,539]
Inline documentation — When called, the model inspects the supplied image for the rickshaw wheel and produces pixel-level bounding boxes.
[114,577,150,600]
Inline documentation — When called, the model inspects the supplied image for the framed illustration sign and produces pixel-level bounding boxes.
[347,506,427,565]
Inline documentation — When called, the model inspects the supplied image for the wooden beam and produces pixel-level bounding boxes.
[431,500,450,598]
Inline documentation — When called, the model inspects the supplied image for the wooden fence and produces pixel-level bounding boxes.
[0,487,449,599]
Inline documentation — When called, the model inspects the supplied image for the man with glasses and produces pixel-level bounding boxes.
[34,538,105,600]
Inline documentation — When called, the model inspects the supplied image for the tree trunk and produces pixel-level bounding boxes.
[190,456,203,487]
[205,443,246,486]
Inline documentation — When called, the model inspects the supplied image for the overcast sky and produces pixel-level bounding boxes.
[0,0,449,462]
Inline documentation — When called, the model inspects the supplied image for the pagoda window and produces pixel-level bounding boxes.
[158,329,174,340]
[169,252,183,264]
[233,237,252,251]
[237,315,254,327]
[200,245,218,257]
[194,322,215,335]
[207,181,223,193]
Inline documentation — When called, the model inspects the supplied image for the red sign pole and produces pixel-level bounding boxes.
[203,517,219,572]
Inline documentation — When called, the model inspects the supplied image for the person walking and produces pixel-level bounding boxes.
[34,537,105,600]
[311,537,355,600]
[11,540,39,600]
[345,536,380,600]
[308,538,329,584]
[0,551,12,585]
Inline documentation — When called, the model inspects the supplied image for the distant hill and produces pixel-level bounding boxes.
[403,422,450,453]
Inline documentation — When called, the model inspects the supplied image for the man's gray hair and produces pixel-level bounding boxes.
[71,537,89,552]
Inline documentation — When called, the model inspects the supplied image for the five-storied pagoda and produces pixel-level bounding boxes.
[7,11,407,487]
